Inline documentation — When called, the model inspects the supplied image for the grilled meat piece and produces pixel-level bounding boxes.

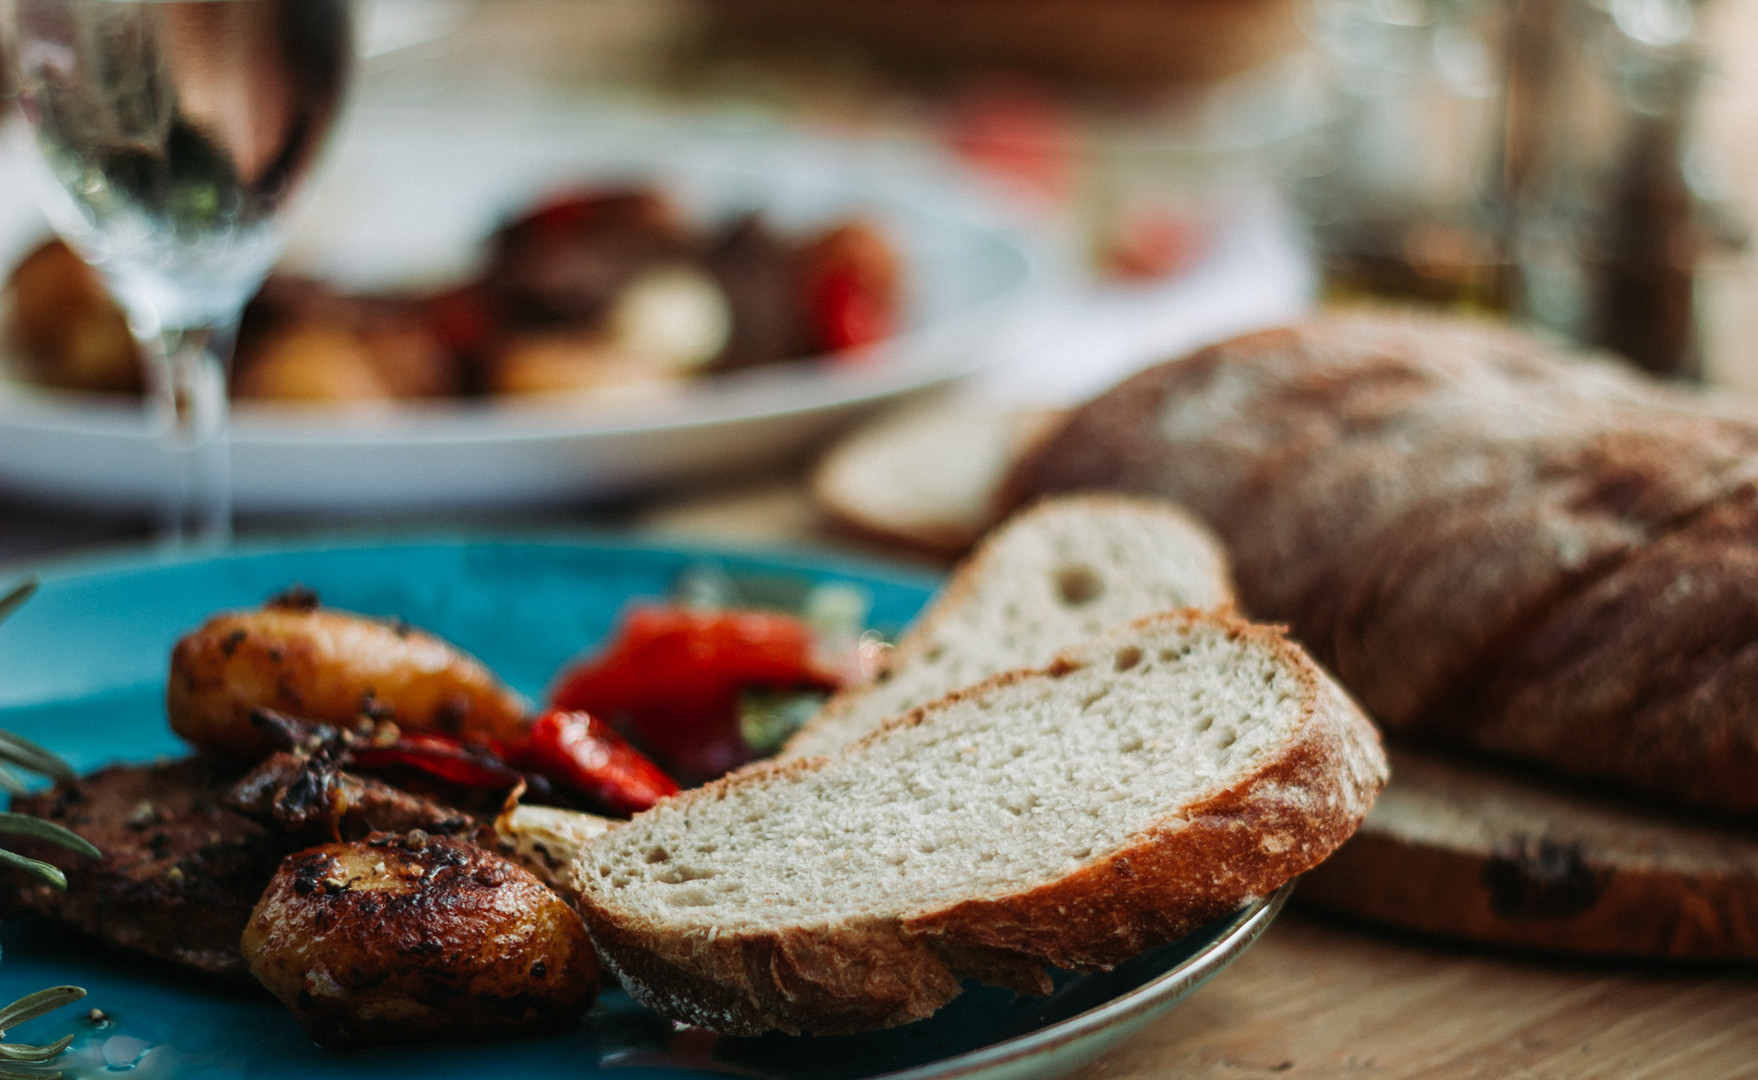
[243,832,600,1048]
[2,758,290,977]
[226,752,483,843]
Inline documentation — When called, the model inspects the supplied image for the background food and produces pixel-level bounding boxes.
[0,188,901,407]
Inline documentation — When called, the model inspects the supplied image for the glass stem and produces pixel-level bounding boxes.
[137,319,239,548]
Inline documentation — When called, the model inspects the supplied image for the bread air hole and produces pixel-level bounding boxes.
[1113,645,1144,672]
[1214,727,1238,749]
[1054,564,1103,606]
[644,847,671,864]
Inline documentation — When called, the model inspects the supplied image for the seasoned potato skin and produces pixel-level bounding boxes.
[168,605,529,759]
[242,834,600,1048]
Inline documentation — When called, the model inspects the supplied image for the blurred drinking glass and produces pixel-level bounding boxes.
[1288,0,1515,310]
[0,0,351,543]
[1286,0,1718,379]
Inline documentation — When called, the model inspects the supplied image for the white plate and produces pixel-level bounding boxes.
[0,100,1044,513]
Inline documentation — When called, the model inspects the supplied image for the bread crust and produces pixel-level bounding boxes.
[1451,495,1758,813]
[575,610,1386,1036]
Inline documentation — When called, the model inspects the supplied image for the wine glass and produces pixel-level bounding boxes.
[0,0,352,545]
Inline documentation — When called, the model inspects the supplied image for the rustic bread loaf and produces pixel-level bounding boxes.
[1448,493,1758,812]
[1300,748,1758,958]
[1006,311,1758,814]
[573,610,1386,1036]
[782,494,1234,759]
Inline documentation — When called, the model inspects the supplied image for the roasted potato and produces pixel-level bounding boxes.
[242,833,600,1048]
[1,239,140,393]
[168,594,528,760]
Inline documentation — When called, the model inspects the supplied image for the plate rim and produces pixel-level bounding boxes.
[872,886,1291,1080]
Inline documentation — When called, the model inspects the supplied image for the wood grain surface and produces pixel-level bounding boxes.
[1076,910,1758,1080]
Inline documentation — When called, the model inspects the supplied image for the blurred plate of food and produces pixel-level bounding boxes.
[0,100,1042,512]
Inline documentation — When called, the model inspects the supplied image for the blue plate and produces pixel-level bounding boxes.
[0,537,1284,1080]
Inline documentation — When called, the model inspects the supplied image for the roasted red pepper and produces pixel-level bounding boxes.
[800,223,898,355]
[551,606,842,785]
[350,731,525,790]
[515,709,679,817]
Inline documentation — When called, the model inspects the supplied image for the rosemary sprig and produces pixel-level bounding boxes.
[0,580,96,1078]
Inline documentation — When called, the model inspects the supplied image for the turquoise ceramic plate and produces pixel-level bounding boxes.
[0,538,1285,1080]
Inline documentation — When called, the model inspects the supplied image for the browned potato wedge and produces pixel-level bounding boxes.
[168,597,528,759]
[242,833,600,1048]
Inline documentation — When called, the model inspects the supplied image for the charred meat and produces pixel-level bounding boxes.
[2,758,289,977]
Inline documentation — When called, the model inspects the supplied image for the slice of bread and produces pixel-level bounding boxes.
[1299,748,1758,958]
[811,398,1065,555]
[571,610,1387,1036]
[782,494,1235,760]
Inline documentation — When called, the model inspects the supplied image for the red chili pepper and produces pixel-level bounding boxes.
[351,732,525,790]
[551,606,841,785]
[516,709,679,817]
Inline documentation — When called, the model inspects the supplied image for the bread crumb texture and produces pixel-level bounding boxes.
[574,611,1385,1035]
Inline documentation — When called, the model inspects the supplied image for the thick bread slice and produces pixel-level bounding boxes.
[782,494,1234,760]
[572,610,1387,1036]
[1300,748,1758,958]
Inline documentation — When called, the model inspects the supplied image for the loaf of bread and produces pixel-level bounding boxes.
[784,493,1234,759]
[1007,311,1758,815]
[574,610,1386,1035]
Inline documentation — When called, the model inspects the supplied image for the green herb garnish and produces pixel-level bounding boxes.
[0,579,97,1078]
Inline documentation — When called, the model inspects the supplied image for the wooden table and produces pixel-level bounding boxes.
[1085,912,1758,1080]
